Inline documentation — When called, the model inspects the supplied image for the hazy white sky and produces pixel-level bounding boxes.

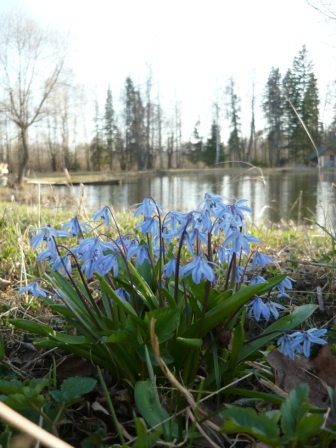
[1,0,336,140]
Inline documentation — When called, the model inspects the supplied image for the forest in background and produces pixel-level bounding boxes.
[0,10,336,184]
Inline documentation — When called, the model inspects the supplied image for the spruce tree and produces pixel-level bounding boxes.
[203,122,224,167]
[104,85,115,171]
[263,67,284,166]
[226,77,242,164]
[187,121,203,166]
[283,46,319,163]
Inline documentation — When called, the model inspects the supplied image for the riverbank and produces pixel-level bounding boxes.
[22,165,334,186]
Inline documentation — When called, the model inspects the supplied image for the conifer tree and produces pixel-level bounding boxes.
[90,100,104,171]
[187,121,203,166]
[203,122,224,167]
[263,67,283,166]
[226,77,242,164]
[283,46,319,163]
[104,85,115,171]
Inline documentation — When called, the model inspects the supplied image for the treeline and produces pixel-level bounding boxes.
[0,19,334,180]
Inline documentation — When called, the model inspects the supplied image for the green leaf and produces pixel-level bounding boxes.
[182,283,266,339]
[221,406,280,446]
[9,319,54,337]
[132,417,162,448]
[60,377,97,402]
[294,414,324,442]
[239,304,318,363]
[146,308,180,343]
[134,381,178,437]
[46,272,103,339]
[162,287,176,309]
[281,384,310,437]
[0,431,12,448]
[227,322,244,375]
[224,387,284,405]
[136,345,174,366]
[98,275,147,330]
[123,260,159,309]
[175,337,203,348]
[204,304,317,388]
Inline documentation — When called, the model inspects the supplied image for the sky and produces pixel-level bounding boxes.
[1,0,336,141]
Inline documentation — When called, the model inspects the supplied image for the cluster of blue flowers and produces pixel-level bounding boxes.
[19,193,327,359]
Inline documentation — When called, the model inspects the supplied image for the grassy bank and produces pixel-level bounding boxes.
[0,199,336,447]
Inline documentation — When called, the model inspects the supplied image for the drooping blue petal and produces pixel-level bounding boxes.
[92,206,112,226]
[19,281,51,298]
[246,296,270,321]
[62,217,93,236]
[252,251,273,269]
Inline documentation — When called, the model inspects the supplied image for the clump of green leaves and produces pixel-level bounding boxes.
[221,384,336,447]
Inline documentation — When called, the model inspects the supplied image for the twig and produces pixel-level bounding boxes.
[317,286,324,311]
[285,259,335,268]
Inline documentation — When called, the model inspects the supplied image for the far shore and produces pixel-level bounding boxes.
[20,164,331,186]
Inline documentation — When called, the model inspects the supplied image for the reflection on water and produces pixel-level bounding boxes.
[51,171,336,225]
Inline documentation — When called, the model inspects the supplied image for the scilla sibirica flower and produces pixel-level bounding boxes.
[252,251,273,269]
[276,276,295,299]
[246,296,270,321]
[19,281,51,298]
[62,217,93,236]
[92,206,112,226]
[30,226,71,250]
[180,254,216,284]
[134,197,163,218]
[277,328,327,360]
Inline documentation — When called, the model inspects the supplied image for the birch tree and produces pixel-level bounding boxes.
[0,10,69,185]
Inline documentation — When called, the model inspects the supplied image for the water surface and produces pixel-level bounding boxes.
[51,170,336,225]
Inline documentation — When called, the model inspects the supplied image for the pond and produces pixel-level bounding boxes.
[50,169,336,225]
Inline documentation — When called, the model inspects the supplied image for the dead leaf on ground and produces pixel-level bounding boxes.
[313,344,336,389]
[266,349,326,407]
[55,354,96,384]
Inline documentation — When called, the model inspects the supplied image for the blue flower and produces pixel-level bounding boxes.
[235,265,248,283]
[180,255,216,284]
[246,296,270,321]
[162,258,178,278]
[277,328,327,359]
[37,237,58,263]
[62,217,93,236]
[217,245,231,264]
[81,257,97,279]
[92,206,112,226]
[164,211,190,232]
[249,275,266,285]
[276,276,295,299]
[52,254,72,276]
[127,244,151,265]
[292,328,328,358]
[226,198,252,221]
[135,217,159,236]
[19,281,51,298]
[30,226,71,250]
[77,237,103,262]
[134,197,163,218]
[115,288,130,302]
[252,251,273,269]
[94,254,119,277]
[277,334,299,360]
[198,193,225,218]
[265,300,286,320]
[223,229,259,255]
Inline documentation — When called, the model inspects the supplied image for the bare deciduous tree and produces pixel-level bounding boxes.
[0,10,69,185]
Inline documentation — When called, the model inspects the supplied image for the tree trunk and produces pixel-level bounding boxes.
[17,127,29,186]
